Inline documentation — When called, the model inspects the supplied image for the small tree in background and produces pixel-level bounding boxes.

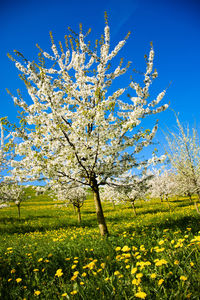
[166,114,200,214]
[8,14,168,236]
[0,182,29,218]
[53,182,86,224]
[101,171,151,215]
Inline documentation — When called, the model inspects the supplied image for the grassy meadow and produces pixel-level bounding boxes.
[0,190,200,299]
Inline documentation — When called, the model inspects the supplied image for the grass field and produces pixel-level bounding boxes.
[0,190,200,299]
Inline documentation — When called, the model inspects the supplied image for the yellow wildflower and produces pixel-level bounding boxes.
[158,279,164,285]
[155,259,168,266]
[122,245,131,252]
[34,291,41,296]
[115,247,121,251]
[180,276,187,281]
[16,278,22,283]
[70,290,78,295]
[114,271,120,276]
[135,291,147,299]
[131,267,137,274]
[136,273,143,279]
[55,269,63,277]
[158,240,165,245]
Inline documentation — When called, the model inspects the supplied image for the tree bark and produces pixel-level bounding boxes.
[92,181,109,237]
[131,201,136,216]
[73,204,76,214]
[194,201,200,215]
[77,206,81,224]
[17,205,21,219]
[112,200,116,209]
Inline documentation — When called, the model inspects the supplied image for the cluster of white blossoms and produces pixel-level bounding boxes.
[7,21,168,195]
[101,171,150,210]
[149,169,177,201]
[0,181,26,207]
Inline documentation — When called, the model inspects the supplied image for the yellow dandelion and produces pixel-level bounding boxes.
[38,258,43,262]
[158,240,165,245]
[115,247,121,251]
[105,277,109,281]
[131,267,137,274]
[16,278,22,283]
[33,269,39,272]
[132,278,141,285]
[155,259,168,267]
[71,265,77,270]
[114,271,120,276]
[73,271,79,276]
[70,290,77,295]
[71,275,77,281]
[11,269,16,274]
[82,272,87,277]
[55,269,63,277]
[150,273,157,279]
[122,245,130,252]
[34,291,41,296]
[136,273,143,279]
[62,293,68,297]
[180,276,187,281]
[158,279,164,285]
[135,291,147,299]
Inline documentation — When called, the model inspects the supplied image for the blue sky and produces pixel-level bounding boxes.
[0,0,200,154]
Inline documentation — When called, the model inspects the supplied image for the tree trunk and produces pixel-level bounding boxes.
[189,194,192,202]
[17,205,21,219]
[197,192,200,203]
[92,181,109,237]
[131,201,136,216]
[165,196,170,209]
[73,204,76,214]
[112,200,116,209]
[194,201,200,215]
[77,206,81,224]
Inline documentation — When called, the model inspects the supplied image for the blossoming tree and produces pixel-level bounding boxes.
[166,115,200,214]
[53,182,86,223]
[101,171,151,215]
[0,182,28,218]
[8,16,168,235]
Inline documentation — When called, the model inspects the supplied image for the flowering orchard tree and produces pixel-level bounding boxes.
[0,119,12,178]
[166,115,200,214]
[101,172,151,215]
[52,182,86,223]
[149,169,176,204]
[0,182,28,218]
[8,16,168,235]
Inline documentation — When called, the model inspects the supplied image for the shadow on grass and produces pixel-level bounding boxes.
[0,216,99,235]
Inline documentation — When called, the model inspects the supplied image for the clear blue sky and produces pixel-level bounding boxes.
[0,0,200,153]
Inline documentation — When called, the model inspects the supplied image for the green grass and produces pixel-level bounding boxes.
[0,191,200,299]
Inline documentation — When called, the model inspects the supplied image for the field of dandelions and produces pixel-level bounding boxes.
[0,189,200,299]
